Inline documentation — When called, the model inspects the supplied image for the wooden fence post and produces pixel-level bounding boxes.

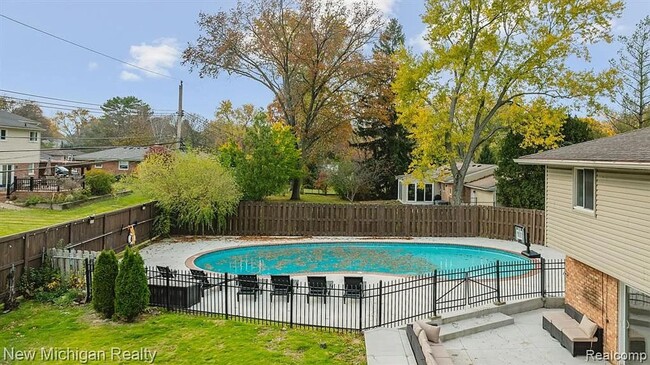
[23,234,29,270]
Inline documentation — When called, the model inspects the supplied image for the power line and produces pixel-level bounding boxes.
[0,14,180,80]
[0,89,178,113]
[0,141,177,154]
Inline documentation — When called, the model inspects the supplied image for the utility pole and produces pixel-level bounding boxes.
[176,80,184,149]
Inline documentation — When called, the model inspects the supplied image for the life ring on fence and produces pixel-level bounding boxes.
[127,225,136,246]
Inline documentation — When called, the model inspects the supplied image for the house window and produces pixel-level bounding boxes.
[407,184,416,201]
[28,163,35,176]
[94,163,103,168]
[417,186,425,201]
[29,131,38,142]
[425,184,433,201]
[118,161,129,170]
[574,168,595,211]
[0,130,6,140]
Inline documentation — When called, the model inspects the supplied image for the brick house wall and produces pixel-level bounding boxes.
[565,256,619,357]
[86,161,140,175]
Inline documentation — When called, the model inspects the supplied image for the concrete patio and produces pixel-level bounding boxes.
[365,308,607,365]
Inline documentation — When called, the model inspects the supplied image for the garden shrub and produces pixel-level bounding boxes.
[114,248,149,322]
[92,250,119,318]
[85,169,115,196]
[18,256,85,306]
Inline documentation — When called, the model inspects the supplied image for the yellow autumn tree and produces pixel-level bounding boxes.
[393,0,623,205]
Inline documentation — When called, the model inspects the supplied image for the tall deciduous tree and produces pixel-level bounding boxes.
[393,0,622,205]
[609,16,650,132]
[183,0,382,200]
[352,18,413,199]
[10,102,60,139]
[204,101,260,149]
[53,108,95,146]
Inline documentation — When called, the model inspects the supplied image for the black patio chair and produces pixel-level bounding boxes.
[270,275,293,303]
[156,266,176,278]
[190,269,223,296]
[343,276,364,304]
[237,274,260,302]
[307,276,332,304]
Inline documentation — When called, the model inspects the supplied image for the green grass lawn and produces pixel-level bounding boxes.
[0,302,366,365]
[0,193,152,237]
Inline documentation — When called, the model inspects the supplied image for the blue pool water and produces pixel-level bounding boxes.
[193,242,530,276]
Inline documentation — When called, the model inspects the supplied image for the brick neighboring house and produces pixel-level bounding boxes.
[75,147,148,175]
[517,127,650,362]
[0,110,43,187]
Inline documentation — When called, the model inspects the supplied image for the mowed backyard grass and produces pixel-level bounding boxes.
[0,302,366,365]
[0,193,152,237]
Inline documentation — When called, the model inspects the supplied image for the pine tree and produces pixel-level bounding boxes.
[477,146,496,164]
[92,250,119,318]
[114,248,149,322]
[352,18,413,199]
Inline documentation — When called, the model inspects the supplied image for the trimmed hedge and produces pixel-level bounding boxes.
[114,248,149,322]
[92,250,119,318]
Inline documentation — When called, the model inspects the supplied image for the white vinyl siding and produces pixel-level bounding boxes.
[546,167,650,295]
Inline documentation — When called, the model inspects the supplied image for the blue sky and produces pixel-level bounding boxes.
[0,0,648,120]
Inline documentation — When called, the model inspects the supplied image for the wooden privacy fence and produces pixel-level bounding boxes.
[0,201,156,296]
[216,202,545,244]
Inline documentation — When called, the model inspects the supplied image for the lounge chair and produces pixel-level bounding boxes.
[190,269,223,295]
[156,266,176,278]
[237,274,260,302]
[270,275,293,303]
[343,276,364,303]
[307,276,332,304]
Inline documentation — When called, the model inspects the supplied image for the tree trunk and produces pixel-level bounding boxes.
[452,176,465,206]
[290,178,301,200]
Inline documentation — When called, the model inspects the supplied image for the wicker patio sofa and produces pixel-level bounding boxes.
[406,321,453,365]
[542,304,603,356]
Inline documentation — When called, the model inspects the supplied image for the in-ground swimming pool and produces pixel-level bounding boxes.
[192,242,530,276]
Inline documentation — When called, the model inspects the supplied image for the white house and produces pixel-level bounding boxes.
[396,163,497,205]
[0,111,43,188]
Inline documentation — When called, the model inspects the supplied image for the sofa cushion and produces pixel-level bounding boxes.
[543,311,572,324]
[579,316,598,338]
[563,327,598,342]
[417,320,441,343]
[554,318,579,331]
[424,350,437,365]
[418,330,430,350]
[429,343,451,358]
[412,322,424,338]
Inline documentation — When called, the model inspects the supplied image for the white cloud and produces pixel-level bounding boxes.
[87,62,98,71]
[339,0,398,16]
[120,70,141,81]
[121,37,180,80]
[408,28,430,52]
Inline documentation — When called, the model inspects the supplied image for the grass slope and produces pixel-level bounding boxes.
[0,193,151,237]
[0,302,366,365]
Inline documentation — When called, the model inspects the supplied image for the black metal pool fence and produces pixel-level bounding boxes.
[137,258,565,332]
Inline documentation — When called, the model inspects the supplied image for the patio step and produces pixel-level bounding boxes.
[438,312,514,341]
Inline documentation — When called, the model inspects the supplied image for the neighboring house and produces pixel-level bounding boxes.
[39,149,83,177]
[516,127,650,360]
[74,147,148,175]
[397,163,497,205]
[439,164,497,206]
[396,173,441,205]
[0,110,43,187]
